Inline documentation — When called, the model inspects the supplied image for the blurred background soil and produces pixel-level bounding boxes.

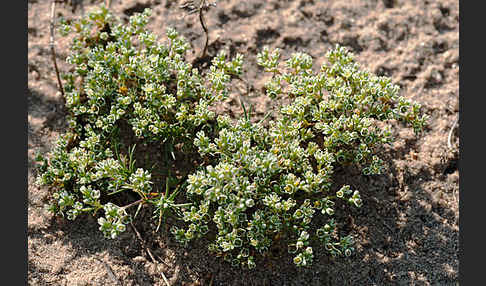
[28,0,459,285]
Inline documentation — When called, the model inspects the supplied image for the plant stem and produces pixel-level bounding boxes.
[130,221,170,286]
[49,0,65,103]
[122,199,144,210]
[199,0,208,58]
[447,114,459,149]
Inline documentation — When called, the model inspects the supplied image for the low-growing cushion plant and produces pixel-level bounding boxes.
[36,7,427,268]
[35,7,243,238]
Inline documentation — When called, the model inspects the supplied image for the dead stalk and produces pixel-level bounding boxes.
[180,1,210,58]
[130,222,170,286]
[447,115,459,149]
[199,0,208,58]
[49,0,65,102]
[97,258,122,286]
[121,198,144,210]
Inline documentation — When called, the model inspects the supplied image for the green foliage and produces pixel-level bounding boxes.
[36,7,427,269]
[175,44,427,268]
[35,7,242,239]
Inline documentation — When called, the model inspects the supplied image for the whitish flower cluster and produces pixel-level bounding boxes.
[36,7,242,238]
[177,113,363,268]
[175,45,427,268]
[36,7,427,270]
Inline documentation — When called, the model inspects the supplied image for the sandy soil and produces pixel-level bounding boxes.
[28,0,459,285]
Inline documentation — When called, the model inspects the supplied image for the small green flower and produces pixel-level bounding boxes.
[293,255,303,265]
[36,9,427,269]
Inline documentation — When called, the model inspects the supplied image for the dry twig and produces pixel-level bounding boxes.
[49,0,65,102]
[447,115,459,149]
[180,0,216,58]
[130,221,170,286]
[97,258,122,286]
[199,0,209,58]
[105,0,113,9]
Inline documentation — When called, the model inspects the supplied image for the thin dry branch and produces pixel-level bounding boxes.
[96,258,122,286]
[130,222,170,286]
[105,0,113,9]
[49,0,65,102]
[447,115,459,149]
[180,0,216,59]
[199,0,208,58]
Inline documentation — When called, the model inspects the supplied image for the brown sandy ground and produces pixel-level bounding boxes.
[28,0,458,285]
